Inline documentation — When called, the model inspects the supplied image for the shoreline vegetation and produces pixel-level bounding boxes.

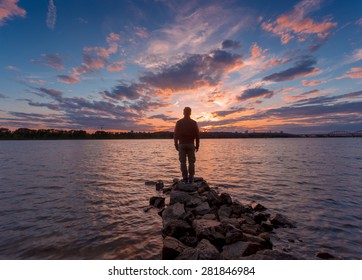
[1,128,361,140]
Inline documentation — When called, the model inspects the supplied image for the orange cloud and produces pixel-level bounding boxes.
[261,0,337,44]
[339,67,362,79]
[107,61,124,72]
[0,0,26,26]
[302,79,322,86]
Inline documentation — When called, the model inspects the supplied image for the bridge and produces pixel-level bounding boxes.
[328,130,362,137]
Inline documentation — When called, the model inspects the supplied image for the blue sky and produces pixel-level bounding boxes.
[0,0,361,133]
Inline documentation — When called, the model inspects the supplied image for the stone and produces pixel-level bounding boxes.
[316,252,339,260]
[149,196,165,208]
[194,202,211,215]
[270,213,295,228]
[156,180,164,190]
[202,213,217,220]
[220,218,240,228]
[222,241,264,259]
[178,183,198,192]
[197,181,211,194]
[145,181,157,186]
[220,193,232,205]
[162,236,188,260]
[162,202,185,224]
[254,212,269,224]
[225,225,245,244]
[251,201,267,211]
[193,177,204,182]
[243,233,272,249]
[162,187,172,194]
[206,190,221,206]
[179,235,199,247]
[180,211,195,224]
[192,219,225,247]
[170,191,203,207]
[218,205,232,221]
[260,221,274,232]
[162,219,193,239]
[177,239,220,260]
[240,214,257,225]
[240,224,262,236]
[230,201,246,217]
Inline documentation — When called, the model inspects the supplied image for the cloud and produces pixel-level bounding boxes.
[238,87,274,101]
[102,82,144,100]
[261,0,337,44]
[212,107,246,117]
[301,79,323,86]
[356,18,362,25]
[221,40,241,50]
[57,74,80,84]
[148,114,177,122]
[292,90,362,106]
[46,0,56,29]
[284,89,320,101]
[134,26,148,39]
[32,53,64,71]
[107,61,124,72]
[0,93,7,98]
[140,49,243,92]
[0,0,26,26]
[38,87,63,101]
[6,65,18,71]
[338,67,362,79]
[263,57,320,82]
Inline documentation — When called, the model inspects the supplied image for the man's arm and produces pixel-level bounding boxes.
[174,121,179,151]
[195,122,200,152]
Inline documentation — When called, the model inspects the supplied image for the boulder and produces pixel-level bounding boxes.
[220,193,232,205]
[180,211,195,224]
[179,235,199,247]
[230,201,246,217]
[162,202,185,224]
[270,213,295,228]
[192,219,225,247]
[218,205,232,221]
[177,239,220,260]
[251,201,267,211]
[162,187,172,194]
[162,219,193,239]
[197,181,211,194]
[178,183,198,192]
[156,180,164,190]
[194,202,211,215]
[149,196,165,208]
[206,190,221,206]
[316,252,339,260]
[225,225,245,244]
[202,213,217,220]
[170,191,203,207]
[222,241,264,259]
[243,233,272,249]
[240,214,257,225]
[145,181,158,186]
[240,224,262,236]
[162,236,188,260]
[254,212,269,224]
[246,249,298,260]
[220,218,240,228]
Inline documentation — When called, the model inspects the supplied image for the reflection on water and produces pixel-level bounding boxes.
[0,138,361,259]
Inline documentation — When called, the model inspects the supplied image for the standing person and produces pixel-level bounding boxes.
[174,107,200,184]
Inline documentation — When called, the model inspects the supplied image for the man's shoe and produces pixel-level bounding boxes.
[189,177,194,184]
[182,178,189,184]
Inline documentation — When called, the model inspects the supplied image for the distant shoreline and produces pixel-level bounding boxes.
[1,128,361,140]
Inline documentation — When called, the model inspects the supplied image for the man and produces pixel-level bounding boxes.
[174,107,200,184]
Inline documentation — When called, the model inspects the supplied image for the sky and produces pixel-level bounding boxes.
[0,0,361,133]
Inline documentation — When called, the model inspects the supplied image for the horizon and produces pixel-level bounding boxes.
[1,0,362,134]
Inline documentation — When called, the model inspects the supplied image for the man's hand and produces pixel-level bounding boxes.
[175,144,179,151]
[195,146,199,152]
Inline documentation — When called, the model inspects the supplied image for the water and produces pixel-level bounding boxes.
[0,138,361,259]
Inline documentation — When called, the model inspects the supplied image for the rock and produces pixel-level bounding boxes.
[260,221,274,232]
[170,191,203,207]
[251,201,267,211]
[162,236,188,260]
[177,239,220,260]
[220,218,240,228]
[193,177,204,182]
[258,232,271,242]
[206,190,221,206]
[149,196,165,208]
[240,224,262,236]
[179,235,198,247]
[143,206,153,212]
[254,212,269,224]
[156,180,164,190]
[145,181,158,186]
[218,205,232,221]
[162,219,193,239]
[270,213,295,228]
[220,193,232,205]
[202,213,217,220]
[240,214,257,225]
[225,225,245,244]
[230,201,246,217]
[316,252,339,260]
[243,233,272,249]
[180,211,195,224]
[197,181,211,194]
[162,202,185,224]
[178,182,198,192]
[162,187,172,194]
[194,202,211,215]
[192,219,225,247]
[222,241,264,259]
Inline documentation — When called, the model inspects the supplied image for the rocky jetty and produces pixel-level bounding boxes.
[148,178,298,260]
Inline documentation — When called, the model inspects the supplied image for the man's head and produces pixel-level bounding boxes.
[183,107,192,117]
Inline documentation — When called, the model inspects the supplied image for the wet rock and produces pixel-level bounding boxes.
[193,177,204,183]
[177,239,220,260]
[178,183,198,192]
[261,221,274,232]
[316,252,339,260]
[222,241,264,259]
[192,219,225,246]
[162,236,188,260]
[243,233,272,250]
[145,181,158,186]
[240,214,257,225]
[194,202,211,215]
[225,225,245,244]
[162,202,185,224]
[162,187,172,194]
[149,196,165,208]
[170,191,203,207]
[270,213,295,228]
[218,205,232,221]
[162,219,193,239]
[156,180,164,190]
[143,206,153,212]
[251,201,267,211]
[197,181,211,194]
[254,212,269,224]
[206,190,221,206]
[230,201,246,217]
[247,249,298,260]
[180,211,195,224]
[202,213,217,220]
[220,193,232,205]
[220,218,240,228]
[179,235,198,247]
[240,224,262,236]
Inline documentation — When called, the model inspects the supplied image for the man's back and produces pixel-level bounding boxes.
[174,117,199,144]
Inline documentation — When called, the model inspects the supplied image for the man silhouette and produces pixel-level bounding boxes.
[174,107,200,184]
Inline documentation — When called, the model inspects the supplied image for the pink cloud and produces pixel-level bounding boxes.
[339,67,362,79]
[134,26,148,39]
[302,79,322,86]
[57,74,80,84]
[261,0,337,44]
[107,61,124,72]
[6,65,18,71]
[0,0,26,26]
[250,43,263,58]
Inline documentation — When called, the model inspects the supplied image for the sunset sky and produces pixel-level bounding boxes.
[0,0,361,133]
